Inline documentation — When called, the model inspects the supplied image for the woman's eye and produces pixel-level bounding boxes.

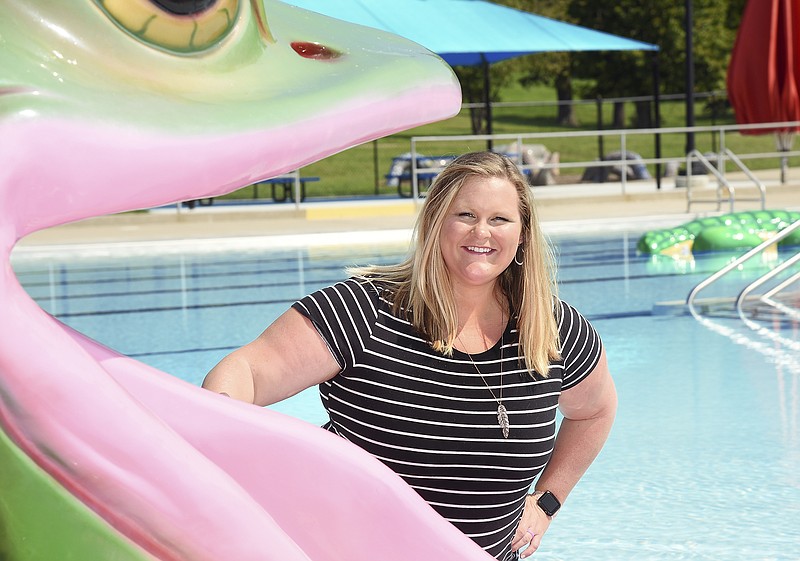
[94,0,240,54]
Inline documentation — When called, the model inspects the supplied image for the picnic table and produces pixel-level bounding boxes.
[182,173,319,207]
[256,174,320,202]
[385,154,456,197]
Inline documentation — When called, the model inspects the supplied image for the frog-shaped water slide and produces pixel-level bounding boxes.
[0,2,493,559]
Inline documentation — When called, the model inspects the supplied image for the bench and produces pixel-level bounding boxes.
[182,173,319,207]
[385,155,456,197]
[255,175,320,203]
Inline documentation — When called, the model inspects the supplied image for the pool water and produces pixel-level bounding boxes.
[11,230,800,560]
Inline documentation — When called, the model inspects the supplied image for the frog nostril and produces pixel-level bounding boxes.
[291,42,342,60]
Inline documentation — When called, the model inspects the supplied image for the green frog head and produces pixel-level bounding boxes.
[0,0,461,241]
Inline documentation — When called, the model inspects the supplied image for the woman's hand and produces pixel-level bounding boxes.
[510,492,553,558]
[510,350,617,558]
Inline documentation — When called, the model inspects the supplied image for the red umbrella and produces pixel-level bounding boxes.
[727,0,800,181]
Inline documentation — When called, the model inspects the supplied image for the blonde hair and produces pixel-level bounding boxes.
[350,151,560,376]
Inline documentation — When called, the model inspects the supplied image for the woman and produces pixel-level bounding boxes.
[203,151,617,560]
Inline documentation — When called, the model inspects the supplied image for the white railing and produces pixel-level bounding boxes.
[407,121,800,203]
[684,148,766,212]
[686,219,800,313]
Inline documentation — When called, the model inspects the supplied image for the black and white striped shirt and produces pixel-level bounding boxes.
[293,277,602,560]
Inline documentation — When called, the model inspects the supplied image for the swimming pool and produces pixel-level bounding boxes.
[11,228,800,560]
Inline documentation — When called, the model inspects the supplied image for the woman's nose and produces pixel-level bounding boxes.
[473,221,489,237]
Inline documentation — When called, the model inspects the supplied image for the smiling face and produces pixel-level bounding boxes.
[440,175,523,291]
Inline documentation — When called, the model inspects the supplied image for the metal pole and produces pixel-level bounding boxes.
[482,54,493,151]
[293,169,301,210]
[596,96,604,182]
[596,96,604,157]
[373,140,379,195]
[685,0,695,155]
[652,52,662,189]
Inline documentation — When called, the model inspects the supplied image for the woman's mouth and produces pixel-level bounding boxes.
[465,246,493,254]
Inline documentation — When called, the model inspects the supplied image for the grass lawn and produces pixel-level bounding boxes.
[219,81,793,201]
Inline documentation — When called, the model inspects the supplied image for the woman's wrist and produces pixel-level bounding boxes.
[527,489,561,517]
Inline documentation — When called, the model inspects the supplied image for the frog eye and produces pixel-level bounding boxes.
[94,0,240,54]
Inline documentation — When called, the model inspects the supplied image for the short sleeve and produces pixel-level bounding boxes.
[291,278,380,371]
[555,299,603,390]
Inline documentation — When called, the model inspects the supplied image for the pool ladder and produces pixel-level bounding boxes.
[684,149,766,213]
[686,219,800,322]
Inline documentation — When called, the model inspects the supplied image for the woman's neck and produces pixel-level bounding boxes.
[454,285,507,353]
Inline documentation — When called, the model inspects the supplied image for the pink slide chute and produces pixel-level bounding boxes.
[0,1,492,559]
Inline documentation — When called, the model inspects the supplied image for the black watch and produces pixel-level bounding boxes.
[535,490,561,517]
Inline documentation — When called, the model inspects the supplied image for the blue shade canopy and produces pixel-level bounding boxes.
[283,0,658,67]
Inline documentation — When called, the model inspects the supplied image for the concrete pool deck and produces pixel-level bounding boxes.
[15,168,800,248]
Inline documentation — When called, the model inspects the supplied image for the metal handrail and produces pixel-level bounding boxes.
[761,287,800,324]
[758,269,800,325]
[686,219,800,313]
[763,268,800,300]
[724,148,766,206]
[735,251,800,319]
[412,120,800,143]
[685,149,733,212]
[685,149,766,212]
[409,120,800,202]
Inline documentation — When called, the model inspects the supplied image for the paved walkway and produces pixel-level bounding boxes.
[16,168,800,249]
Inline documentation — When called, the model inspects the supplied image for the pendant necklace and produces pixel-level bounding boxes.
[457,317,510,438]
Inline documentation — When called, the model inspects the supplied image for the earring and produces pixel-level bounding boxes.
[514,245,524,266]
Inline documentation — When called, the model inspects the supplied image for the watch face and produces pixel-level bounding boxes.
[537,491,561,516]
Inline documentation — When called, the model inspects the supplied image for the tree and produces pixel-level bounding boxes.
[496,0,579,126]
[454,0,744,133]
[454,62,517,135]
[456,0,581,133]
[568,0,738,129]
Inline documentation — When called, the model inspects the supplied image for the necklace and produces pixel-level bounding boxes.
[457,319,510,438]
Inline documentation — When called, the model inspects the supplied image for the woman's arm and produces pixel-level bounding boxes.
[512,348,617,557]
[202,308,341,406]
[537,347,617,501]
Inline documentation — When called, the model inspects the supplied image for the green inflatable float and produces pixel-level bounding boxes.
[637,210,800,256]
